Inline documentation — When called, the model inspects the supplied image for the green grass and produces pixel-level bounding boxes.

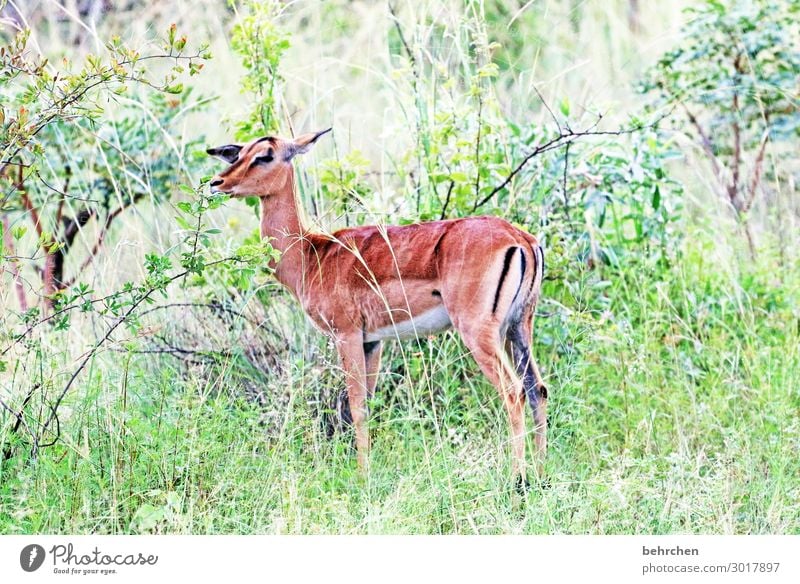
[2,229,797,534]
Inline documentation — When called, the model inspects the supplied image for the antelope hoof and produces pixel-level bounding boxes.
[336,388,353,429]
[514,474,551,494]
[514,474,532,495]
[322,389,353,439]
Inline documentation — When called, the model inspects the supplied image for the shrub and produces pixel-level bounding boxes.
[641,0,800,252]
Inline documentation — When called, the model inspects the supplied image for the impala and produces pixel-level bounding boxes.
[207,129,549,484]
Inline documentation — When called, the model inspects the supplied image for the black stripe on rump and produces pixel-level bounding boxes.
[528,243,538,293]
[510,247,527,306]
[492,247,518,313]
[537,245,544,284]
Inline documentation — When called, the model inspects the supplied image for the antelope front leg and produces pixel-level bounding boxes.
[336,335,370,470]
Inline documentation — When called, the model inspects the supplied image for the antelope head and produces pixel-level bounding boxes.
[206,128,331,197]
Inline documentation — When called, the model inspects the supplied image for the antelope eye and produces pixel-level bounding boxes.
[253,149,275,165]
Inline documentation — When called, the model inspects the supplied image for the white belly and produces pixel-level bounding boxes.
[365,305,452,342]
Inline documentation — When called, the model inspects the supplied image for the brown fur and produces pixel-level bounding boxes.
[208,132,548,480]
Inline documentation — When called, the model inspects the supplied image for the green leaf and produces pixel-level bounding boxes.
[174,215,193,230]
[559,97,570,117]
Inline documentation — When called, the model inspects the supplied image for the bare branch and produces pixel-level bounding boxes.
[532,83,562,135]
[388,2,417,71]
[61,193,144,289]
[474,113,665,211]
[681,102,723,184]
[439,180,455,220]
[730,92,742,210]
[741,127,770,215]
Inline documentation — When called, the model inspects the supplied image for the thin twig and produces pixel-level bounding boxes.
[388,2,417,71]
[439,180,455,220]
[532,83,562,135]
[473,92,484,203]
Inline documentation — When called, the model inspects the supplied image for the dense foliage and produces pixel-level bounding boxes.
[642,0,800,251]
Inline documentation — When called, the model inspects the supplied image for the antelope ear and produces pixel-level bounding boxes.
[288,128,332,159]
[206,144,243,164]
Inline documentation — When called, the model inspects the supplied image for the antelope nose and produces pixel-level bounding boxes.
[210,178,224,188]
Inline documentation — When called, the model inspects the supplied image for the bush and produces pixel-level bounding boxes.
[641,0,800,252]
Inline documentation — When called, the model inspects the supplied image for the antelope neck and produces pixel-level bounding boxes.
[257,166,313,295]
